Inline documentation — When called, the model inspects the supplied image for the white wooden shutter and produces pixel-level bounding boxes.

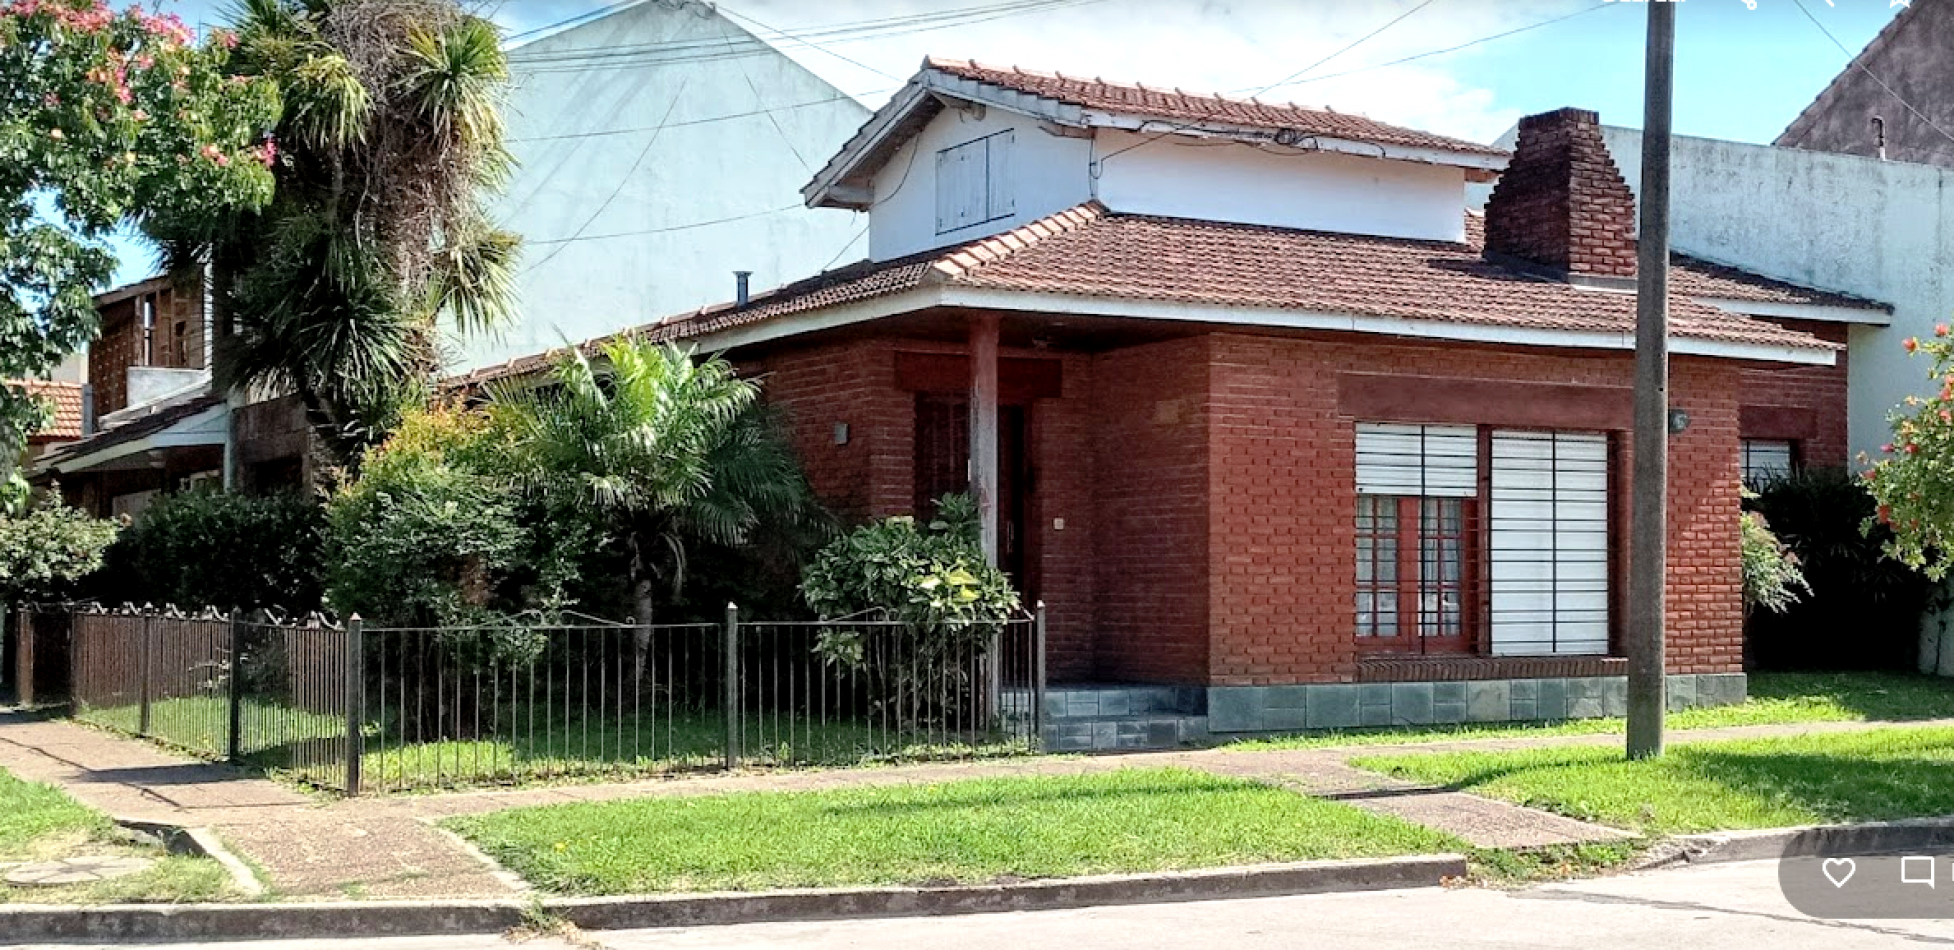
[985,130,1015,220]
[1488,430,1609,656]
[1355,423,1477,498]
[935,138,986,234]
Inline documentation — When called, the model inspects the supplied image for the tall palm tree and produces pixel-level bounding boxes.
[491,341,820,677]
[148,0,519,465]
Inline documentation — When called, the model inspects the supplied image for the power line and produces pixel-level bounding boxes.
[508,0,1089,68]
[505,0,641,45]
[1252,2,1616,92]
[505,89,897,145]
[1093,0,1441,171]
[1788,0,1954,148]
[518,79,690,275]
[713,3,904,82]
[525,203,805,247]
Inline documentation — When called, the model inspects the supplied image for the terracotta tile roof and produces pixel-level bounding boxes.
[10,380,85,442]
[1463,211,1888,313]
[926,58,1508,159]
[454,205,1852,390]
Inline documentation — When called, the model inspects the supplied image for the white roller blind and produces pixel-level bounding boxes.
[1355,423,1478,498]
[1488,430,1610,656]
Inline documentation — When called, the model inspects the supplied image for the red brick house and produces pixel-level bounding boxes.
[461,60,1888,748]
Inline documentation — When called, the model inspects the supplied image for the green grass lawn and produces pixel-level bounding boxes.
[1226,672,1954,752]
[1354,725,1954,836]
[79,696,1035,793]
[0,767,236,904]
[444,767,1461,894]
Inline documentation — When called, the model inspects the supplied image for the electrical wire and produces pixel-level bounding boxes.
[1788,0,1954,149]
[1251,2,1616,92]
[524,203,805,247]
[506,89,897,144]
[518,79,690,275]
[1093,0,1441,172]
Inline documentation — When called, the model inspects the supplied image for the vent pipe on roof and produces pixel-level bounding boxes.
[1872,115,1888,161]
[734,270,752,308]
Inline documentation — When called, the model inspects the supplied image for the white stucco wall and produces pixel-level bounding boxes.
[868,107,1094,262]
[1094,133,1468,243]
[1594,126,1954,461]
[450,0,870,373]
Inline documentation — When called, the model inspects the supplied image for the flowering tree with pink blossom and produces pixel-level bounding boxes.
[0,0,276,470]
[1860,322,1954,578]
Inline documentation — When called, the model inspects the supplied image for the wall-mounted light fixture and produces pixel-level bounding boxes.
[833,422,850,446]
[1667,408,1690,435]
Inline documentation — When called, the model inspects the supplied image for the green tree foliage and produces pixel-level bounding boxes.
[491,342,821,627]
[1739,494,1807,616]
[1,0,276,463]
[322,402,522,628]
[0,502,118,602]
[100,489,323,610]
[1862,325,1954,578]
[149,0,520,464]
[1753,467,1934,671]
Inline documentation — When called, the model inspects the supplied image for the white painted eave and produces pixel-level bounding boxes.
[1693,296,1892,327]
[43,403,229,475]
[690,285,1836,367]
[803,67,1509,209]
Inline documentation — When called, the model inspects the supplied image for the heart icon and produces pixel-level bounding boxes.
[1822,857,1857,888]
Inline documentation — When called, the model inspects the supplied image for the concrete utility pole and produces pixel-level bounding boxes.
[1627,0,1675,760]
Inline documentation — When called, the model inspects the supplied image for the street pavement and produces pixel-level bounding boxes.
[15,857,1954,950]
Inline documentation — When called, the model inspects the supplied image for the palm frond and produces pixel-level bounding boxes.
[401,17,508,146]
[426,219,520,335]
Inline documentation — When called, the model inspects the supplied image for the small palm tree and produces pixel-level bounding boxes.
[148,0,519,465]
[491,341,819,678]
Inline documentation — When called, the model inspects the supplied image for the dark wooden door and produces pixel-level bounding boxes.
[913,395,1029,587]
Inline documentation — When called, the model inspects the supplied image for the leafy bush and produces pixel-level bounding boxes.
[100,490,324,611]
[1747,468,1933,670]
[323,403,526,631]
[0,504,118,602]
[1740,501,1808,615]
[803,494,1020,663]
[1863,324,1954,576]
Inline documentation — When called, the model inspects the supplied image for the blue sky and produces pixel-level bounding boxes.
[111,0,1906,283]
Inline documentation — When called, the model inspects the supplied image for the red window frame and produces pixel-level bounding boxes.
[1356,494,1479,654]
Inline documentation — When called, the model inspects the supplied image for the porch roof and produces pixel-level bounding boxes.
[454,203,1868,389]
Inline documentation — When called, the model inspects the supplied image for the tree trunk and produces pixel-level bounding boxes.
[630,539,655,688]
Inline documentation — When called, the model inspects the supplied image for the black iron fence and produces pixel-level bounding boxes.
[15,603,1047,795]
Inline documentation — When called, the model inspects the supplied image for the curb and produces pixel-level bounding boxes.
[0,853,1465,943]
[1643,815,1954,868]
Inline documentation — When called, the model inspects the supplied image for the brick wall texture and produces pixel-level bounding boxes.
[1737,319,1850,468]
[1484,107,1640,279]
[752,328,1746,686]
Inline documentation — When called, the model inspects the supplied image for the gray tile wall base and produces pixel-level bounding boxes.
[1206,673,1746,734]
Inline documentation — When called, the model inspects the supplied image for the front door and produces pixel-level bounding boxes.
[914,395,1029,588]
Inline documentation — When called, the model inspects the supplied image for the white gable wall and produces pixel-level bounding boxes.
[868,105,1093,262]
[1093,132,1468,243]
[452,0,870,373]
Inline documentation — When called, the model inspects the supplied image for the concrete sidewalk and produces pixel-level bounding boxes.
[6,711,1951,898]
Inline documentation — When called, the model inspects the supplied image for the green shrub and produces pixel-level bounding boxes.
[1740,491,1808,616]
[1746,468,1933,670]
[0,503,118,603]
[323,403,526,630]
[100,490,324,611]
[802,494,1020,661]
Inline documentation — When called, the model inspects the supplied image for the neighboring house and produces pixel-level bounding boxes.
[451,0,871,373]
[8,379,85,455]
[31,275,311,518]
[463,59,1879,748]
[1777,0,1954,168]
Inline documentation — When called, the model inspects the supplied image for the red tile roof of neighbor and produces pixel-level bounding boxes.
[452,206,1872,389]
[924,58,1509,159]
[10,380,85,442]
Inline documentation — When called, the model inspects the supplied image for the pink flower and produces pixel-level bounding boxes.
[199,143,229,167]
[1938,324,1950,337]
[1905,337,1920,353]
[1883,443,1897,454]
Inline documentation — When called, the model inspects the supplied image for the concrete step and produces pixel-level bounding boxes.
[1042,715,1210,752]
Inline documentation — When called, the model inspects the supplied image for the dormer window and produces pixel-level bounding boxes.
[935,130,1014,234]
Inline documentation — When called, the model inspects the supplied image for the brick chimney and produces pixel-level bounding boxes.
[1483,107,1638,281]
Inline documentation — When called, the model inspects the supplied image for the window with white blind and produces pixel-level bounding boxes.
[1487,431,1610,657]
[935,130,1015,234]
[1354,423,1612,658]
[1741,439,1795,485]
